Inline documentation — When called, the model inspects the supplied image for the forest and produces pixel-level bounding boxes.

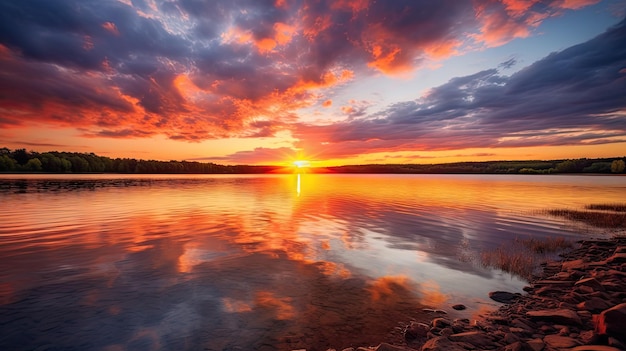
[0,147,624,174]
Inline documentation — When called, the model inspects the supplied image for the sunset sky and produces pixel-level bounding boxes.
[1,0,625,166]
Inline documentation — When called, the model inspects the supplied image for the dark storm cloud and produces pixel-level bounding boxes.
[293,18,626,158]
[0,0,190,71]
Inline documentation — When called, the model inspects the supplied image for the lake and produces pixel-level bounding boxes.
[1,174,624,350]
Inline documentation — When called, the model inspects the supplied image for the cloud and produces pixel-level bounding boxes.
[291,18,626,159]
[0,0,611,146]
[196,147,299,164]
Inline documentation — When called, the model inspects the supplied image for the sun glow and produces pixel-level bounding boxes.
[293,160,310,168]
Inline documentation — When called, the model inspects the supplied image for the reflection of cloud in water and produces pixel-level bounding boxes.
[3,174,624,350]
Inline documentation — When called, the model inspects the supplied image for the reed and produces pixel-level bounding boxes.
[545,209,626,228]
[480,236,573,280]
[584,203,626,212]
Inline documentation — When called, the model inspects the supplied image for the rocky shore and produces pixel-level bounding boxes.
[308,236,626,351]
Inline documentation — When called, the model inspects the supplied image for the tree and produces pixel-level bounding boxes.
[611,160,625,173]
[0,154,17,171]
[24,158,43,172]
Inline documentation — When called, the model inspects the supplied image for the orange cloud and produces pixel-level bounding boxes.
[501,0,540,17]
[322,99,332,107]
[557,0,601,9]
[331,0,370,13]
[102,21,120,36]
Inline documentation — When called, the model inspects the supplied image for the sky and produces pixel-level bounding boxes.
[1,0,625,166]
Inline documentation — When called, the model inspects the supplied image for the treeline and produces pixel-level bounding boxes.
[1,147,624,174]
[327,158,626,174]
[0,148,279,174]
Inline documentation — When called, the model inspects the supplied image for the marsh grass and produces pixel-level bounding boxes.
[482,203,626,280]
[584,203,626,212]
[480,236,574,280]
[544,206,626,228]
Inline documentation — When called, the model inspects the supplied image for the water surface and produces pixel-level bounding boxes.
[1,174,624,350]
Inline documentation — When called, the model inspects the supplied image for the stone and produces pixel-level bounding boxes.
[404,322,429,340]
[607,253,626,264]
[430,318,451,329]
[577,297,612,312]
[526,309,582,326]
[451,304,466,310]
[503,342,531,351]
[595,303,626,342]
[489,291,521,304]
[543,335,581,348]
[503,332,520,343]
[448,331,493,348]
[375,343,416,351]
[526,338,544,351]
[562,259,587,271]
[510,318,537,331]
[571,346,624,351]
[575,277,605,292]
[420,336,466,351]
[534,280,575,286]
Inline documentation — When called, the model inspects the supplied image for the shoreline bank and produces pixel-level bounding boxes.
[321,236,626,351]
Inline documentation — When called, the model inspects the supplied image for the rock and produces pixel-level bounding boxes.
[575,277,605,291]
[595,303,626,342]
[404,322,429,340]
[420,336,466,351]
[448,331,493,348]
[534,280,575,286]
[430,318,451,329]
[510,318,537,332]
[489,291,521,304]
[607,253,626,264]
[526,309,582,326]
[451,304,466,310]
[504,341,534,351]
[571,346,625,351]
[543,335,581,348]
[526,338,544,351]
[562,259,587,271]
[375,343,417,351]
[577,297,612,312]
[503,332,520,343]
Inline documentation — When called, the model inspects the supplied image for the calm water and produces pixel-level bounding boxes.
[1,174,624,351]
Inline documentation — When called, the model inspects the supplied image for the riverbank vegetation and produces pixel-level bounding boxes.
[480,236,574,280]
[480,203,626,279]
[1,147,625,174]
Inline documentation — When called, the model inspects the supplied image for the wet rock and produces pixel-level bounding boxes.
[489,291,521,304]
[526,338,544,351]
[577,297,612,312]
[606,253,626,264]
[375,343,417,351]
[420,337,465,351]
[543,334,581,348]
[571,346,625,351]
[448,331,493,348]
[526,309,582,326]
[430,318,451,329]
[562,259,587,271]
[504,341,534,351]
[404,322,429,341]
[595,303,626,342]
[575,277,605,292]
[451,304,465,311]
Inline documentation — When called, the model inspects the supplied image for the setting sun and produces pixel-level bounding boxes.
[293,160,310,168]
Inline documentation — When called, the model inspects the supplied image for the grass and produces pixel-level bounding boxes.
[544,208,626,228]
[584,203,626,212]
[479,236,574,280]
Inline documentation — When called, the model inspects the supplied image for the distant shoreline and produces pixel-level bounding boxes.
[1,147,625,175]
